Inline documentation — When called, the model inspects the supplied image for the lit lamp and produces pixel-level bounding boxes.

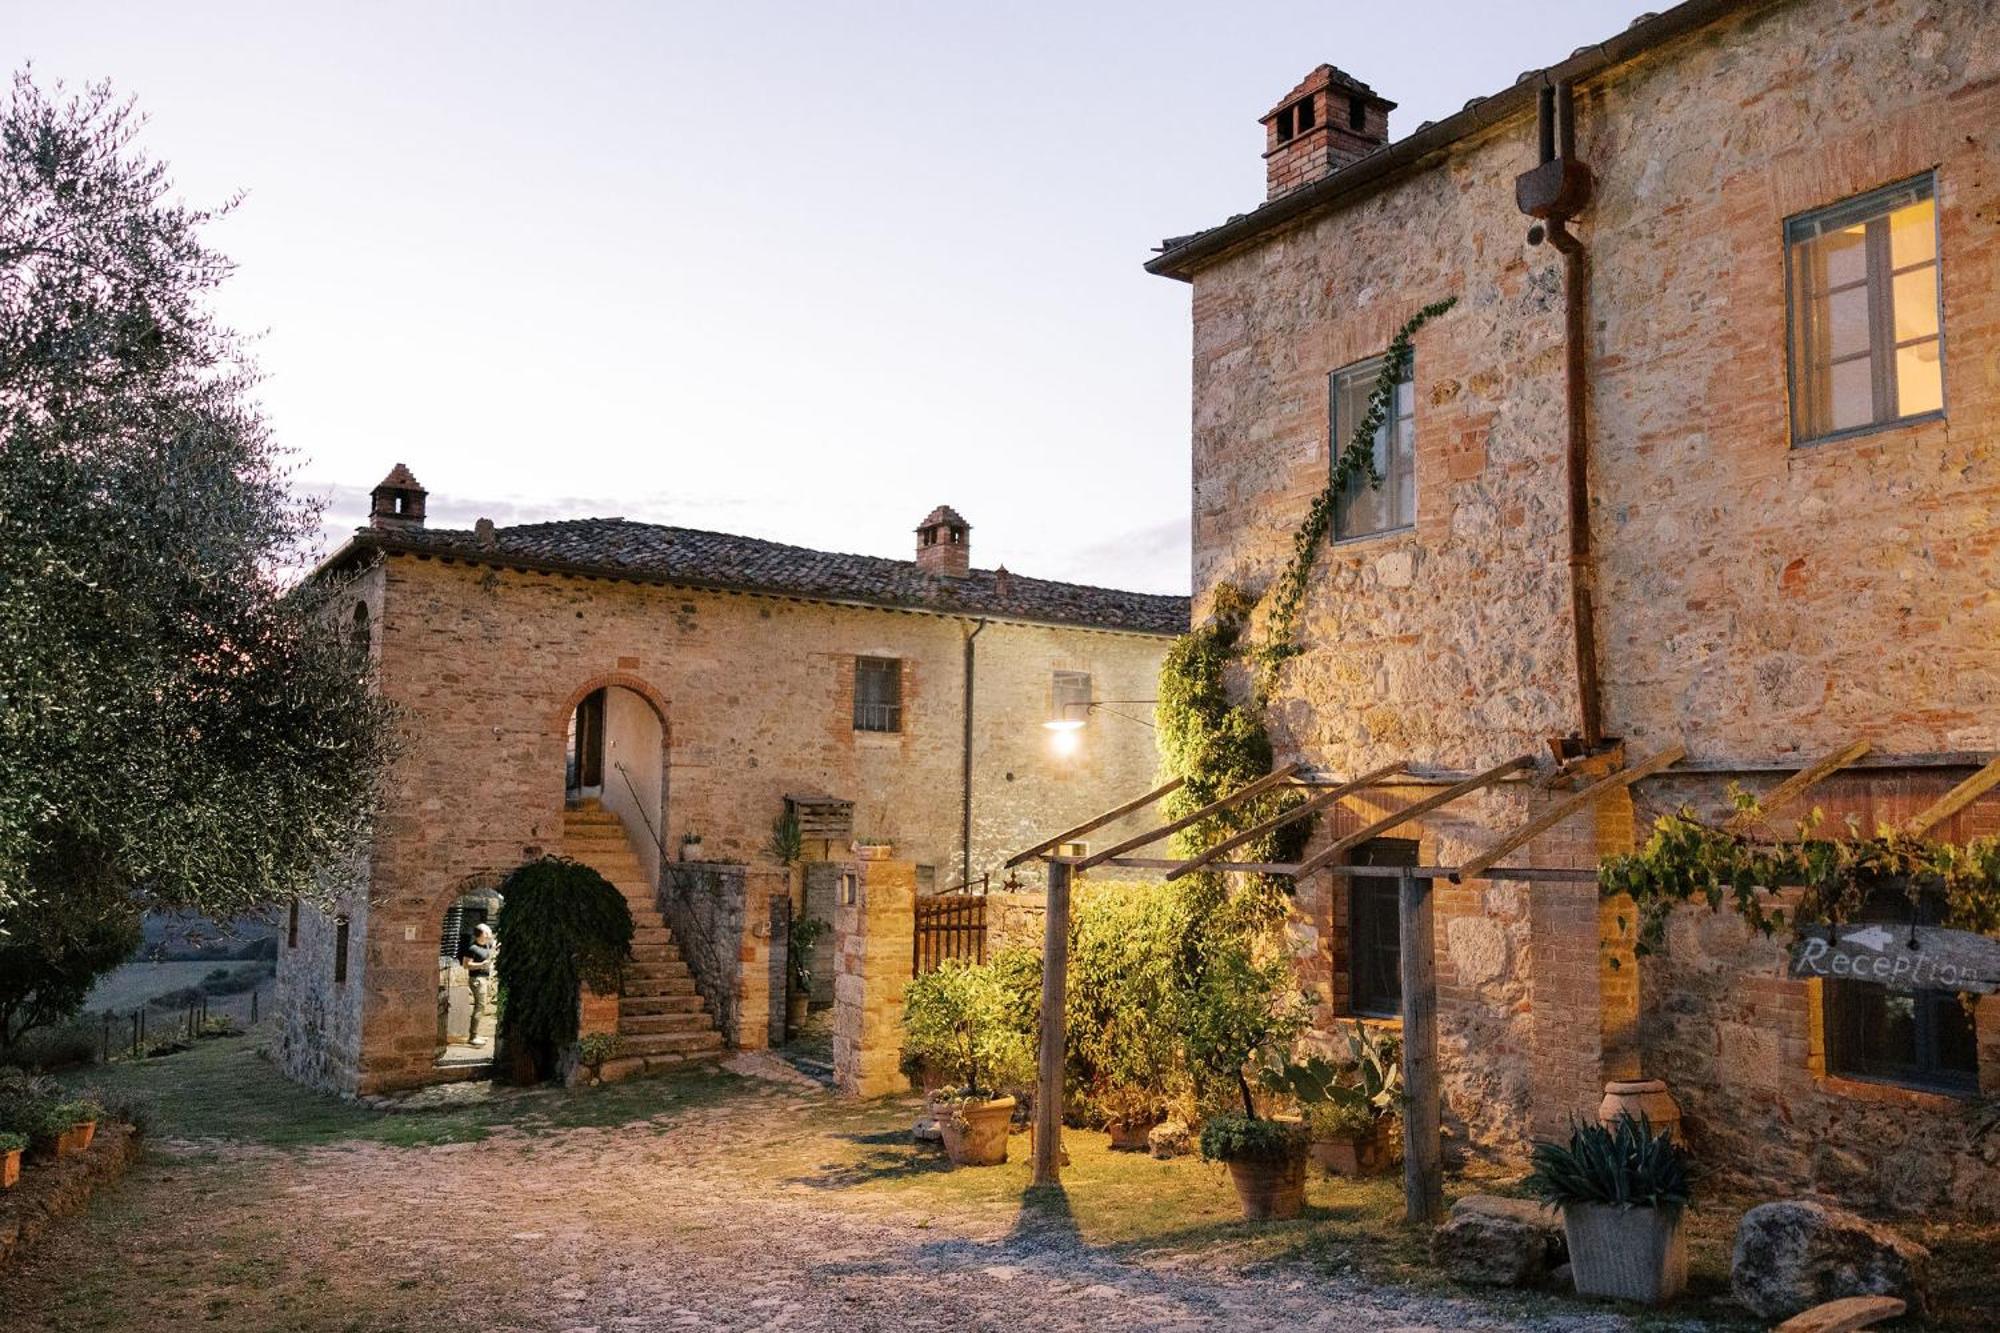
[1041,699,1156,755]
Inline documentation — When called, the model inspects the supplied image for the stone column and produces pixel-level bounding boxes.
[730,866,786,1051]
[833,857,915,1097]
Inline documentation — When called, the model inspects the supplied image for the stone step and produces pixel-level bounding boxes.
[618,992,706,1016]
[621,975,698,998]
[626,961,692,982]
[628,944,683,965]
[596,1048,723,1083]
[616,1011,716,1037]
[616,1030,725,1058]
[632,926,673,944]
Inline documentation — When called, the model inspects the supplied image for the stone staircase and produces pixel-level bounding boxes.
[562,800,725,1080]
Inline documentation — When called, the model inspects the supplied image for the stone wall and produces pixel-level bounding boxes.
[1172,0,2000,1208]
[284,548,1172,1094]
[662,861,783,1051]
[833,857,915,1097]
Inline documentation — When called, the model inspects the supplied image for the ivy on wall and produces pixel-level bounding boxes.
[1257,296,1457,680]
[1599,792,2000,958]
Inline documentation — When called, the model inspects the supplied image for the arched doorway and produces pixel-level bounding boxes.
[436,884,503,1070]
[562,679,669,890]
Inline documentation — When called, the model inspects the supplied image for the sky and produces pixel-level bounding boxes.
[11,1,1660,594]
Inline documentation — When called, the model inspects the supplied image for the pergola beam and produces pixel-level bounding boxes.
[1454,743,1686,882]
[1004,777,1184,868]
[1724,738,1871,832]
[1072,763,1304,871]
[1905,752,2000,838]
[1165,761,1407,881]
[1293,755,1533,879]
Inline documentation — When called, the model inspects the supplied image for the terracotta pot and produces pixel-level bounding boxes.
[1,1146,20,1189]
[786,992,809,1034]
[939,1095,1016,1167]
[854,844,894,862]
[1310,1118,1397,1177]
[1225,1147,1308,1221]
[1597,1080,1681,1144]
[1562,1202,1687,1304]
[1106,1116,1160,1152]
[49,1121,95,1160]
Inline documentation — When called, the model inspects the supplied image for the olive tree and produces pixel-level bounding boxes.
[0,71,393,1036]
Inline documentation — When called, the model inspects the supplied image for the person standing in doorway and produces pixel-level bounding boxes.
[463,923,499,1047]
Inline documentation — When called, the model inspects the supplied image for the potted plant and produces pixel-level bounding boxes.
[900,960,1032,1167]
[678,831,704,862]
[786,914,829,1036]
[852,837,894,861]
[1526,1113,1692,1305]
[1264,1022,1403,1177]
[1183,935,1313,1220]
[26,1096,98,1161]
[573,1031,622,1086]
[0,1131,24,1189]
[1066,880,1182,1152]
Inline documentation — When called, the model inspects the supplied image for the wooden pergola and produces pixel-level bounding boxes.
[1001,737,2000,1221]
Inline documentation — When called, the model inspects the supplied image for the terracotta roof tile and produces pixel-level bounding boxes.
[348,518,1187,637]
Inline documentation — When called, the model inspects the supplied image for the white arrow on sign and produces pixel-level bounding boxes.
[1840,925,1896,952]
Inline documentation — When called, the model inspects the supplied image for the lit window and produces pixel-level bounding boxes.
[1825,887,1977,1094]
[1346,837,1416,1018]
[1331,354,1417,540]
[1786,175,1943,444]
[854,657,902,733]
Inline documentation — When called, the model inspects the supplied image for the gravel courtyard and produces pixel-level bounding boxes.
[10,1039,1721,1332]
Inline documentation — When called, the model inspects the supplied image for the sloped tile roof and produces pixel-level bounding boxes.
[341,517,1188,637]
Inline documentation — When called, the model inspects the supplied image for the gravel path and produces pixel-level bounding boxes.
[9,1072,1687,1332]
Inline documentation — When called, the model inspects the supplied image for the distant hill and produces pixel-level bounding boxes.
[137,909,278,962]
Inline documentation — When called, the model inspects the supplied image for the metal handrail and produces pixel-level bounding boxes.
[612,761,669,861]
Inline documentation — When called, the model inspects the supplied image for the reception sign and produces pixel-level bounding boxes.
[1789,924,2000,994]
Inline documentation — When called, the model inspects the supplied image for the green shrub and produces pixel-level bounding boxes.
[1067,881,1187,1123]
[495,858,634,1081]
[0,1131,25,1154]
[0,1017,99,1071]
[787,915,828,994]
[1198,1113,1307,1163]
[901,959,1033,1099]
[1526,1114,1692,1211]
[0,1069,62,1136]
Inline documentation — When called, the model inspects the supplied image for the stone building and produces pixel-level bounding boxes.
[1146,0,1998,1215]
[275,466,1184,1095]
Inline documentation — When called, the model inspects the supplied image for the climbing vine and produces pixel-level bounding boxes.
[1257,296,1458,678]
[1599,790,2000,958]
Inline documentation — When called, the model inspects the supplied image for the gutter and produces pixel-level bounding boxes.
[961,618,988,887]
[1144,0,1767,282]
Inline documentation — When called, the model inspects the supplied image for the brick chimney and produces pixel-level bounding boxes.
[368,463,427,530]
[915,505,970,578]
[1261,65,1394,201]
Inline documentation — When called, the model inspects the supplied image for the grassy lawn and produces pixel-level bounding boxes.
[56,1028,746,1149]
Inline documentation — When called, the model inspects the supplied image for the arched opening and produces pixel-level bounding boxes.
[562,679,668,892]
[436,884,503,1070]
[349,601,370,656]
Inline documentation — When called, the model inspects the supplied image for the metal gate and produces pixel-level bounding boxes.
[913,895,986,975]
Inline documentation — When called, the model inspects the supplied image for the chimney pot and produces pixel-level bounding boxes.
[915,505,970,578]
[1260,64,1395,201]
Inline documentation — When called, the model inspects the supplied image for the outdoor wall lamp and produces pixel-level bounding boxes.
[1040,700,1158,733]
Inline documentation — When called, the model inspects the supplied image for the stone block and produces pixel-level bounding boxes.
[1731,1200,1931,1320]
[1431,1195,1567,1287]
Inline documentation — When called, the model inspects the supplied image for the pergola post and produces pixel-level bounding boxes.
[1398,864,1444,1224]
[1032,857,1072,1187]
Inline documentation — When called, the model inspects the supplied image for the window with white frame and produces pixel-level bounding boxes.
[1330,355,1417,540]
[1786,174,1944,444]
[1051,669,1091,727]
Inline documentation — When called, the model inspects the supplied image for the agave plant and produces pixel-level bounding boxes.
[1526,1113,1692,1211]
